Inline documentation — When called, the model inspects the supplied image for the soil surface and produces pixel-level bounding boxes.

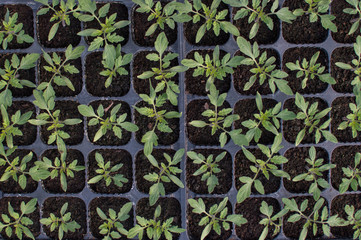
[42,197,86,240]
[233,48,279,95]
[89,197,134,239]
[87,100,132,146]
[85,51,130,97]
[41,149,85,193]
[331,47,356,93]
[282,0,328,43]
[88,149,133,194]
[0,149,37,193]
[185,49,231,96]
[186,148,232,194]
[282,47,329,94]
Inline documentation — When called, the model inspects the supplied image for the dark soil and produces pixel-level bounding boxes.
[134,101,179,145]
[88,148,133,194]
[135,149,179,194]
[233,98,277,145]
[0,53,35,97]
[2,101,37,146]
[283,97,329,144]
[133,51,179,95]
[42,197,86,240]
[282,0,328,43]
[40,100,83,146]
[132,1,177,47]
[283,147,329,193]
[183,0,230,46]
[187,197,232,240]
[36,5,81,48]
[331,0,360,43]
[41,149,85,193]
[331,194,361,238]
[38,51,82,97]
[235,148,280,194]
[185,49,231,96]
[331,47,356,93]
[0,197,40,240]
[0,149,37,193]
[84,2,129,46]
[87,100,132,146]
[186,148,232,194]
[331,96,361,142]
[0,5,34,49]
[282,47,329,94]
[136,198,181,240]
[331,145,361,191]
[85,51,130,97]
[283,196,327,239]
[232,1,279,44]
[233,48,279,95]
[89,197,134,239]
[235,197,280,240]
[186,99,231,146]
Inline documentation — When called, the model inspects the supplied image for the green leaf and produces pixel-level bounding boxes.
[196,24,206,43]
[154,32,168,56]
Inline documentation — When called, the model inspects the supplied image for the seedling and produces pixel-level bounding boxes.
[127,205,185,240]
[292,0,337,32]
[0,9,34,49]
[88,152,128,188]
[237,134,290,203]
[224,0,296,39]
[186,151,226,193]
[35,0,80,41]
[293,93,337,146]
[38,45,85,97]
[259,201,289,240]
[188,197,247,240]
[40,202,81,240]
[292,146,335,200]
[0,144,47,190]
[144,149,184,206]
[29,90,82,154]
[34,151,85,192]
[134,82,181,156]
[189,83,249,148]
[138,32,187,106]
[336,35,361,93]
[175,0,240,43]
[283,197,346,240]
[236,36,293,95]
[181,45,242,91]
[0,198,37,240]
[132,0,186,36]
[0,104,33,149]
[77,0,130,51]
[338,90,361,138]
[96,202,133,240]
[339,152,361,193]
[78,102,138,143]
[0,53,39,107]
[344,205,361,240]
[100,44,132,88]
[339,0,361,35]
[241,92,296,143]
[285,51,336,89]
